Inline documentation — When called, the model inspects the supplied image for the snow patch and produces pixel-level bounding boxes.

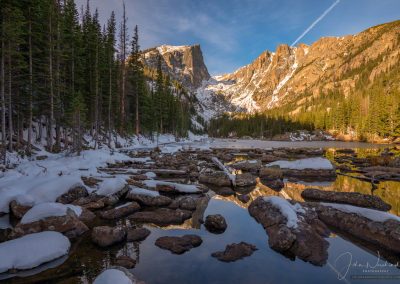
[321,203,400,223]
[267,157,333,170]
[0,231,70,273]
[94,268,135,284]
[21,203,82,224]
[129,186,160,197]
[264,196,305,228]
[96,177,127,196]
[143,180,201,193]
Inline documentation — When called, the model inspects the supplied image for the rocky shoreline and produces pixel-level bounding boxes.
[1,145,400,282]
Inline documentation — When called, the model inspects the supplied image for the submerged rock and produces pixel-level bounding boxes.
[115,255,136,269]
[155,235,202,254]
[301,189,391,211]
[127,228,151,242]
[130,208,192,226]
[100,202,141,220]
[211,242,257,262]
[248,197,329,266]
[204,214,227,234]
[92,226,126,247]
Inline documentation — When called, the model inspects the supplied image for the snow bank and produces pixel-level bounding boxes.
[0,148,132,213]
[264,196,305,228]
[0,231,70,273]
[267,157,333,170]
[129,186,160,197]
[94,268,134,284]
[0,215,11,230]
[145,172,156,179]
[21,203,82,224]
[96,177,127,196]
[321,203,400,223]
[143,180,201,193]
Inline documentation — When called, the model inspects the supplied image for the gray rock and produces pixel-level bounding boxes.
[130,208,192,226]
[211,242,257,262]
[92,226,126,247]
[155,235,202,254]
[301,188,391,211]
[204,214,227,234]
[100,202,141,220]
[56,185,88,204]
[127,228,151,242]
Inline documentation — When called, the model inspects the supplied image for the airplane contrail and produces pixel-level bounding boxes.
[291,0,341,47]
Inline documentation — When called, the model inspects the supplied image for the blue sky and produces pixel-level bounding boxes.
[76,0,400,75]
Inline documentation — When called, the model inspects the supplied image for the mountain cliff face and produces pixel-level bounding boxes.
[143,44,210,90]
[197,20,400,117]
[142,20,400,122]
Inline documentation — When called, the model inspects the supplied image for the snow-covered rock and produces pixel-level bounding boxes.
[0,148,133,214]
[96,177,127,196]
[320,203,400,223]
[263,196,305,228]
[93,268,138,284]
[143,180,201,194]
[0,231,70,273]
[129,187,160,197]
[21,203,82,224]
[266,157,333,170]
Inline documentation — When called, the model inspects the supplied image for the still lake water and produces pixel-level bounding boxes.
[3,140,400,284]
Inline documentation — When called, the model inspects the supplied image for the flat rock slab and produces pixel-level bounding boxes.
[130,208,192,226]
[155,235,202,254]
[301,188,391,211]
[100,202,141,220]
[211,242,257,262]
[127,228,151,242]
[126,193,172,207]
[312,203,400,254]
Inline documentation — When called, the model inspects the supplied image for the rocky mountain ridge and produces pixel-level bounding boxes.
[143,20,400,121]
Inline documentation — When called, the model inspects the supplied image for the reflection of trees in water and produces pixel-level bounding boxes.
[282,175,400,216]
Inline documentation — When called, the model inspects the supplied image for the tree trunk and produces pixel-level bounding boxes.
[135,81,139,136]
[108,57,112,147]
[7,42,13,152]
[120,2,127,133]
[48,6,54,152]
[94,39,99,148]
[55,0,61,150]
[28,9,33,154]
[1,22,6,162]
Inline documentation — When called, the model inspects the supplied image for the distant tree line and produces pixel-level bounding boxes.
[0,0,193,160]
